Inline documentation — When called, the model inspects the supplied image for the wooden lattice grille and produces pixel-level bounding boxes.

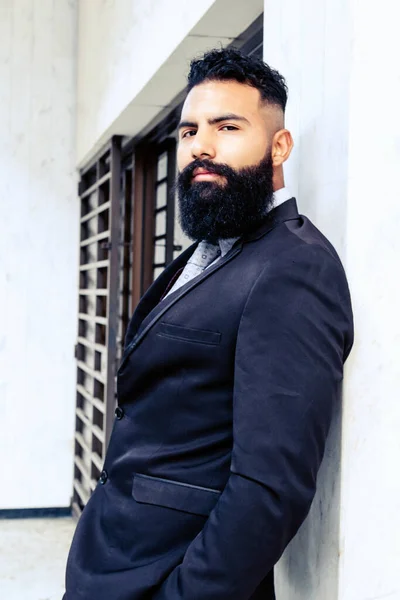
[72,137,122,516]
[152,140,177,281]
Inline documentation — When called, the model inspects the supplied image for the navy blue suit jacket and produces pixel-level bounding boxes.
[64,198,353,599]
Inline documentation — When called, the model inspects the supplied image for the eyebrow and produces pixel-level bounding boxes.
[178,113,251,129]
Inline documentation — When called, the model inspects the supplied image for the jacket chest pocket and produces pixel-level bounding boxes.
[132,473,221,517]
[156,322,221,346]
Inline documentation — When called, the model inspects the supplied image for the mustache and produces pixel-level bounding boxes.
[179,158,235,181]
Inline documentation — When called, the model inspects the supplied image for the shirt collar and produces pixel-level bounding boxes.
[218,237,238,257]
[272,186,292,209]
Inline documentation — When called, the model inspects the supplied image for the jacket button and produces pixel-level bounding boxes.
[99,470,108,485]
[115,406,124,420]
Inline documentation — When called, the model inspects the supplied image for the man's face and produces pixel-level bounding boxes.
[177,80,270,177]
[176,80,276,243]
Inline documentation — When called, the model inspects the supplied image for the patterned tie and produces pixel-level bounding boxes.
[165,240,221,298]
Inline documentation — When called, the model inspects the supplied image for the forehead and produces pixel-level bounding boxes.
[181,80,263,121]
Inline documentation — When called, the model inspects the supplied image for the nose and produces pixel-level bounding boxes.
[190,131,216,160]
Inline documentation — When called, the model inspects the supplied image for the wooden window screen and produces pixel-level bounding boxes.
[152,139,177,281]
[72,137,122,517]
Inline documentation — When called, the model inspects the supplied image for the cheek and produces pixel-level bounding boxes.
[217,135,268,169]
[177,144,191,172]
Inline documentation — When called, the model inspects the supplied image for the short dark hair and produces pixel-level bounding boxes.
[187,47,288,112]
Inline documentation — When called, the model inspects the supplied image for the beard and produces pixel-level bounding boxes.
[176,152,274,243]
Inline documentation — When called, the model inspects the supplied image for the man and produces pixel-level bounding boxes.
[64,48,353,599]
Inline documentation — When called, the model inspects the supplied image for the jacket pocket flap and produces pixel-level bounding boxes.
[132,474,221,517]
[157,322,221,345]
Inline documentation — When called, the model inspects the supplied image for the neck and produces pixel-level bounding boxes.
[272,166,284,191]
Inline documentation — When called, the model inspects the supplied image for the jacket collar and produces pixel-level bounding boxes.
[241,197,299,243]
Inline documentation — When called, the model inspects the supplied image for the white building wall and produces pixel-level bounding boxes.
[0,0,78,509]
[339,1,400,598]
[263,2,351,597]
[264,1,400,599]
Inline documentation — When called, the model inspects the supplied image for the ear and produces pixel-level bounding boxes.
[271,129,294,167]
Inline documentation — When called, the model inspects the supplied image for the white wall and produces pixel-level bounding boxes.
[339,1,400,598]
[263,2,351,597]
[77,0,263,165]
[0,0,78,509]
[264,1,400,599]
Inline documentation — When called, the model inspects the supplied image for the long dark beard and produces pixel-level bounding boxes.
[177,153,274,243]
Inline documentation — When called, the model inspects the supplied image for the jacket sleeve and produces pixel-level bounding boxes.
[153,243,354,600]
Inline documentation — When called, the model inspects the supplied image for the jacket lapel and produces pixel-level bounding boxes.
[140,242,243,330]
[119,241,243,369]
[123,242,196,345]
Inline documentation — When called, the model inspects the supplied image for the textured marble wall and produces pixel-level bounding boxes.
[339,1,400,598]
[262,1,351,598]
[264,1,400,599]
[0,0,78,508]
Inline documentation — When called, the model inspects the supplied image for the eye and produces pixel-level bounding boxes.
[181,130,196,139]
[220,125,239,131]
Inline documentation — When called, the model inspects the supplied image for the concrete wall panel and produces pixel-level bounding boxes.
[0,0,78,509]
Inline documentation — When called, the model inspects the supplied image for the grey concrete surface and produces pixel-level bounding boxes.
[0,517,76,600]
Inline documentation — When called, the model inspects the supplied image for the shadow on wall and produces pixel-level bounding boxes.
[275,390,343,600]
